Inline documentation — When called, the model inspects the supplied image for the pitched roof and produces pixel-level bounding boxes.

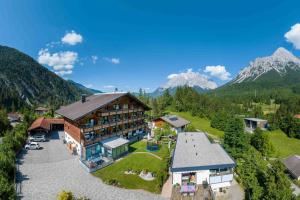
[283,155,300,178]
[294,114,300,119]
[171,132,235,172]
[35,107,49,111]
[7,112,21,121]
[28,117,64,132]
[56,92,150,121]
[28,117,50,131]
[160,115,190,128]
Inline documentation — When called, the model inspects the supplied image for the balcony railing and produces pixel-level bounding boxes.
[82,125,146,146]
[100,108,144,116]
[81,117,146,133]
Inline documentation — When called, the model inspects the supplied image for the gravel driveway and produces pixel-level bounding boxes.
[17,131,166,200]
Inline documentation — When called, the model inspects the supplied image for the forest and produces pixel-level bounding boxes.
[138,86,300,199]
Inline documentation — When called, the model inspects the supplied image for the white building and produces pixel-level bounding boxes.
[171,132,235,193]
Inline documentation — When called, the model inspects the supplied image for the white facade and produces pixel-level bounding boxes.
[172,169,233,191]
[64,131,82,156]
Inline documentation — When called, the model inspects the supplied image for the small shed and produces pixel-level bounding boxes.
[34,107,49,115]
[244,118,268,133]
[28,117,64,135]
[7,112,21,123]
[282,155,300,180]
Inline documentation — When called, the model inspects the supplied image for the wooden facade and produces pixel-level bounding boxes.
[63,95,148,147]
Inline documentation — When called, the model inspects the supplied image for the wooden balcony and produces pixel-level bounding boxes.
[81,117,146,133]
[100,108,144,116]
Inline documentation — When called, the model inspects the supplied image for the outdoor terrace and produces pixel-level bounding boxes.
[82,125,147,146]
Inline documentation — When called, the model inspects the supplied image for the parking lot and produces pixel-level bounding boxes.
[17,131,166,200]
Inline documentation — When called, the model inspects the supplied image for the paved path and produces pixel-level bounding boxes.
[161,174,172,198]
[216,179,244,200]
[17,131,166,200]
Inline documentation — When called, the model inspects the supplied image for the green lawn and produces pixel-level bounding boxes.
[269,129,300,158]
[94,141,170,193]
[170,111,224,139]
[252,102,280,115]
[129,140,170,159]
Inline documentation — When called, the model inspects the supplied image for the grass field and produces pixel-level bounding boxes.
[129,140,170,159]
[94,141,170,193]
[269,129,300,158]
[252,102,280,115]
[170,111,224,139]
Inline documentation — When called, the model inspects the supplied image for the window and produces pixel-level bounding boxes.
[113,104,120,110]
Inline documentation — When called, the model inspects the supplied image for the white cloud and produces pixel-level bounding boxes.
[61,30,83,45]
[84,84,93,88]
[167,74,178,79]
[91,55,98,64]
[103,85,116,89]
[164,68,217,89]
[104,57,120,64]
[38,48,78,76]
[204,65,231,81]
[285,23,300,49]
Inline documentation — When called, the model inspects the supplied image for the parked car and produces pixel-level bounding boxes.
[25,142,41,150]
[29,134,46,142]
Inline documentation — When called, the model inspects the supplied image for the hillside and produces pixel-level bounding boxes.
[212,47,300,101]
[67,80,102,94]
[0,45,93,110]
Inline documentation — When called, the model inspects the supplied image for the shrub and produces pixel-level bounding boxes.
[57,190,74,200]
[0,174,16,200]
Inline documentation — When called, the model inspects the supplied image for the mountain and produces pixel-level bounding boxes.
[67,80,102,94]
[151,85,207,97]
[0,45,93,110]
[213,47,300,100]
[151,69,216,97]
[232,47,300,83]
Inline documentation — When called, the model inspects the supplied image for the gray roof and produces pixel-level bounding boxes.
[283,155,300,178]
[56,92,150,121]
[171,132,235,172]
[101,136,129,149]
[244,118,268,122]
[161,115,190,128]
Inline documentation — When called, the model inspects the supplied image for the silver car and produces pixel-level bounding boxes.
[29,134,46,142]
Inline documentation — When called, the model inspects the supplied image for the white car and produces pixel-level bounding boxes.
[25,142,41,150]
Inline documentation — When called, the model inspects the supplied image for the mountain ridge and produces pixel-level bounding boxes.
[0,45,93,110]
[232,47,300,84]
[212,47,300,100]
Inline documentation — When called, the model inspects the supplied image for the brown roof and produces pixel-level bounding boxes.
[46,118,64,124]
[28,117,50,131]
[294,114,300,119]
[56,92,150,121]
[283,155,300,178]
[28,117,64,132]
[160,115,190,128]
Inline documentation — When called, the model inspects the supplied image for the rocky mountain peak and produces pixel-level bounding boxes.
[232,47,300,83]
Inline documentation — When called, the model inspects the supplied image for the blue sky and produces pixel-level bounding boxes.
[1,0,300,92]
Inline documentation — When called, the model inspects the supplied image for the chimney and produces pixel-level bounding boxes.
[81,94,86,103]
